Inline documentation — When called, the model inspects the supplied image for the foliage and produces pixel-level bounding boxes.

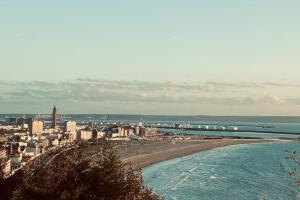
[11,140,163,200]
[0,151,24,200]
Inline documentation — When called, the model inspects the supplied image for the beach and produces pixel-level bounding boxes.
[119,138,273,169]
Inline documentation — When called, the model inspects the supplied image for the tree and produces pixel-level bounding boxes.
[0,149,23,200]
[12,140,163,200]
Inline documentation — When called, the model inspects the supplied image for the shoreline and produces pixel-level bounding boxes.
[121,139,274,169]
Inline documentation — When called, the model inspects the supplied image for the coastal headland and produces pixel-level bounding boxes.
[120,138,276,169]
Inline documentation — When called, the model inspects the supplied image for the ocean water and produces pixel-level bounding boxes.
[143,141,300,200]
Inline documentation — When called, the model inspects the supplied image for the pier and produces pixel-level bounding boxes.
[153,126,300,136]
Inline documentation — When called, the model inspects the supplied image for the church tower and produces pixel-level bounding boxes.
[52,105,57,129]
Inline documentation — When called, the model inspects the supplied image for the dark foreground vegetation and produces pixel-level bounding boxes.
[0,140,163,200]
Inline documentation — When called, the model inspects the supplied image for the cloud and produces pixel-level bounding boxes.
[263,82,300,87]
[0,79,295,106]
[205,81,262,89]
[286,98,300,105]
[257,95,286,104]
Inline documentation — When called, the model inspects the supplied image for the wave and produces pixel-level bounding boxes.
[144,141,300,200]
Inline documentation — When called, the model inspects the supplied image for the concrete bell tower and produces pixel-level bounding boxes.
[52,105,57,129]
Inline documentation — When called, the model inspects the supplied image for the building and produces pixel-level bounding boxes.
[227,126,239,131]
[51,138,60,146]
[52,105,57,129]
[122,126,135,137]
[175,124,182,129]
[0,148,7,160]
[30,120,44,135]
[97,131,105,139]
[66,132,77,142]
[6,117,18,125]
[0,125,13,131]
[78,130,93,141]
[143,128,158,137]
[3,160,11,177]
[0,148,11,177]
[39,138,50,147]
[17,116,27,126]
[64,120,77,132]
[21,123,29,130]
[134,126,141,135]
[9,153,22,169]
[25,142,39,156]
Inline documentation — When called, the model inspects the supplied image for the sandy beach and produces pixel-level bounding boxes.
[120,139,273,169]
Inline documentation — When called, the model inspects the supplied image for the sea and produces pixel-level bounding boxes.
[143,141,300,200]
[1,114,300,199]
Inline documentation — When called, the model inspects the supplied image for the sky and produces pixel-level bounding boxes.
[0,0,300,115]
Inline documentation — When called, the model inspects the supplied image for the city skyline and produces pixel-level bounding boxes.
[1,1,300,115]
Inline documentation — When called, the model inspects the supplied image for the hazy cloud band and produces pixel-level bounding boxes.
[0,79,297,106]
